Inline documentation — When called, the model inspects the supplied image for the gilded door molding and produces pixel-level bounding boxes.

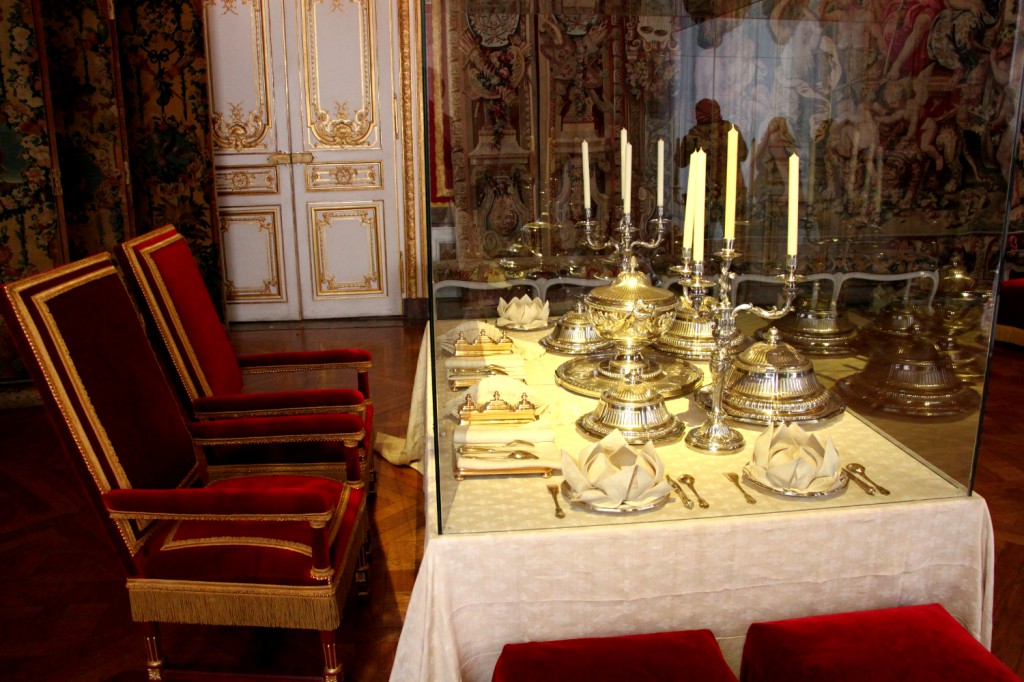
[309,203,385,297]
[219,209,287,301]
[300,0,378,148]
[208,0,273,151]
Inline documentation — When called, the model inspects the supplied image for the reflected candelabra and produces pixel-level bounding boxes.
[685,240,802,453]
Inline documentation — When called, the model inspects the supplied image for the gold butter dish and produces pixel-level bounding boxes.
[457,391,538,425]
[453,330,515,356]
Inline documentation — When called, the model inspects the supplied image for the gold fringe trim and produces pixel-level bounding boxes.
[996,323,1024,346]
[207,462,347,482]
[195,404,365,419]
[192,431,364,447]
[241,361,372,375]
[126,495,369,631]
[127,579,342,630]
[108,509,335,524]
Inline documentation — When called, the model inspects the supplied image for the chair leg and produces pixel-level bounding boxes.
[361,445,377,495]
[143,622,166,680]
[319,630,343,682]
[354,531,371,597]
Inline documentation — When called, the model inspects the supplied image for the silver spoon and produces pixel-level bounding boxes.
[547,484,566,518]
[724,472,757,504]
[846,463,889,495]
[458,449,539,460]
[679,474,710,509]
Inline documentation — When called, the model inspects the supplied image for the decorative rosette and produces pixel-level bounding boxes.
[746,422,841,494]
[561,430,671,508]
[497,295,550,329]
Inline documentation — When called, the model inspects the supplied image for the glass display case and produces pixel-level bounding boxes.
[422,0,1024,534]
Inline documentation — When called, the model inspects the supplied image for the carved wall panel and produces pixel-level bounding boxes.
[306,162,383,191]
[216,166,281,194]
[207,0,274,152]
[219,208,286,301]
[309,202,386,297]
[300,0,379,149]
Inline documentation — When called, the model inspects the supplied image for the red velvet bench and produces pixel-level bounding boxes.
[740,604,1019,682]
[491,629,738,681]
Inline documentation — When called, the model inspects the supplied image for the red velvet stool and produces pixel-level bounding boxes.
[740,604,1019,682]
[491,629,738,682]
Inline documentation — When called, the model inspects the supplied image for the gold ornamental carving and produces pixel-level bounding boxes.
[215,166,280,194]
[306,162,382,191]
[303,0,378,148]
[311,205,383,296]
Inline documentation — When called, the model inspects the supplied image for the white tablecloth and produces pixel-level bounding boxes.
[391,322,995,681]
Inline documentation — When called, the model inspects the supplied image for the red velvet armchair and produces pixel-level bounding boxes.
[114,225,376,487]
[1,255,370,681]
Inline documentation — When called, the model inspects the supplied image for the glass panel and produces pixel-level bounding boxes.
[424,0,1024,533]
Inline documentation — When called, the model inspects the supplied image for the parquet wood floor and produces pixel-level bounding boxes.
[0,319,1022,680]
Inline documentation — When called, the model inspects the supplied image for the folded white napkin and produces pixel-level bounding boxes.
[561,430,671,508]
[453,422,557,445]
[747,422,840,493]
[497,295,550,329]
[454,441,563,471]
[443,376,544,420]
[453,422,561,471]
[439,321,545,359]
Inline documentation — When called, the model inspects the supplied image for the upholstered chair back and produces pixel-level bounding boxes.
[117,225,243,400]
[0,254,201,567]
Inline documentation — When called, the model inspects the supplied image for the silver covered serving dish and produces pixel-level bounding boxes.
[577,369,685,444]
[769,295,859,356]
[694,327,845,424]
[834,337,981,417]
[539,298,613,356]
[654,295,747,360]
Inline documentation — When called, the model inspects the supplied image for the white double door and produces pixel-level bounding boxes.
[205,0,404,320]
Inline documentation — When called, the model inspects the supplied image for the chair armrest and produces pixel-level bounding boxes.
[192,389,366,419]
[103,476,346,521]
[237,350,371,397]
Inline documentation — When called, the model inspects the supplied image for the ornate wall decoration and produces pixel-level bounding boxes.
[302,0,378,148]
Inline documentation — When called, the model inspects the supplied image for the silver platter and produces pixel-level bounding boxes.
[496,318,556,332]
[741,465,849,500]
[555,352,704,399]
[538,335,613,355]
[694,385,846,425]
[560,480,670,514]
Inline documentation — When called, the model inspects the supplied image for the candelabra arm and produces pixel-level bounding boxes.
[632,207,668,252]
[579,208,610,251]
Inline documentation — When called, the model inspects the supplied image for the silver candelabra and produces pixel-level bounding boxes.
[684,240,802,453]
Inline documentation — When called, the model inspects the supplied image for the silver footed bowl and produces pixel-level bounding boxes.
[834,337,980,417]
[585,269,677,351]
[696,327,845,424]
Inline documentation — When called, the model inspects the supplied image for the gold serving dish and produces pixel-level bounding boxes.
[539,298,613,356]
[654,295,747,360]
[576,370,685,444]
[834,337,981,417]
[694,327,845,424]
[860,299,931,345]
